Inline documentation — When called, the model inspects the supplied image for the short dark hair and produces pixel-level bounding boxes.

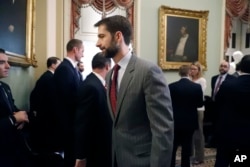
[235,62,241,71]
[179,65,190,77]
[92,52,111,69]
[66,39,83,52]
[47,57,60,68]
[0,48,6,54]
[94,15,132,45]
[240,55,250,73]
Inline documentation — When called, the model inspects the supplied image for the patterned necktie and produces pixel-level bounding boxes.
[213,76,222,100]
[110,64,120,116]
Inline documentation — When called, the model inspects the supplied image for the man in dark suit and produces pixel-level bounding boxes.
[0,48,30,167]
[207,60,236,147]
[29,57,62,166]
[214,55,250,167]
[54,39,84,167]
[74,52,112,167]
[168,25,198,62]
[169,65,203,167]
[211,60,236,100]
[94,15,174,167]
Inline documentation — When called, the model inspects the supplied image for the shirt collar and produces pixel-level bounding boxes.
[48,69,54,74]
[219,73,228,79]
[65,57,77,68]
[117,50,132,70]
[181,76,190,80]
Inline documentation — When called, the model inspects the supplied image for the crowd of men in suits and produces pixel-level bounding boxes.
[168,55,250,167]
[0,15,174,167]
[1,14,250,167]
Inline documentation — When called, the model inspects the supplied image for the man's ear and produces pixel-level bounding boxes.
[51,63,57,70]
[105,64,110,71]
[115,31,122,41]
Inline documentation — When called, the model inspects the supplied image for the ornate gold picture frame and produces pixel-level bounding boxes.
[0,0,36,67]
[158,6,208,70]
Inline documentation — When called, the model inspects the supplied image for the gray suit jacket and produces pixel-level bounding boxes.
[106,55,174,167]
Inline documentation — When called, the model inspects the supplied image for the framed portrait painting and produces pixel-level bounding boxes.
[158,6,209,70]
[0,0,36,67]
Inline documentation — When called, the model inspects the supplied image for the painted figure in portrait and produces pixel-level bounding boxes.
[166,16,199,62]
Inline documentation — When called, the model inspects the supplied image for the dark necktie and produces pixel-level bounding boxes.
[110,64,120,116]
[78,71,83,81]
[213,76,222,100]
[74,68,81,82]
[0,84,13,113]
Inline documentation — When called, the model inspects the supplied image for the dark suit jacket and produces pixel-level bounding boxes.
[0,81,30,166]
[74,73,112,167]
[209,74,236,124]
[54,58,80,139]
[211,74,236,99]
[169,78,203,131]
[29,70,60,152]
[215,75,250,150]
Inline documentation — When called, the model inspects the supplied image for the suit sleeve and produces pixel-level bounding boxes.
[0,117,15,133]
[74,84,96,159]
[144,65,174,167]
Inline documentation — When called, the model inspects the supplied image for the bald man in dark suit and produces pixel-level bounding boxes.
[169,65,203,167]
[54,39,84,167]
[74,53,112,167]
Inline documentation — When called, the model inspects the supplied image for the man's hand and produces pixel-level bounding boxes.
[75,159,86,167]
[13,111,29,123]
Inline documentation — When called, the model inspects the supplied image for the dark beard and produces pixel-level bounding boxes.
[104,42,119,58]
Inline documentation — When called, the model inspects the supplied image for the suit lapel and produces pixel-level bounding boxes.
[0,82,13,113]
[106,68,115,120]
[114,55,136,124]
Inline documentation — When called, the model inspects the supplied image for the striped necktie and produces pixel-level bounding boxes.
[213,76,222,100]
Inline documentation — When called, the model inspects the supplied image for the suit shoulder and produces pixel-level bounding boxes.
[169,81,177,87]
[135,57,161,73]
[136,57,156,67]
[40,71,53,79]
[227,74,237,79]
[0,81,10,89]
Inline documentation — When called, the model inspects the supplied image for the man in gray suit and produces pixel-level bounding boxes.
[94,15,174,167]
